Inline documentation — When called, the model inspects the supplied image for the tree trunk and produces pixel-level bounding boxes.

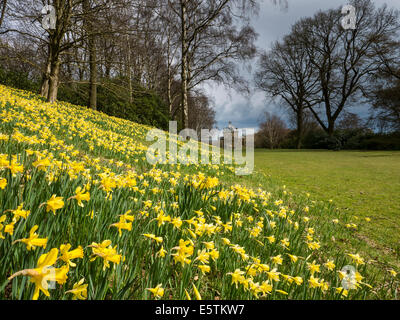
[87,33,97,110]
[88,43,97,110]
[40,62,51,98]
[296,108,304,149]
[47,57,60,103]
[180,0,189,128]
[40,43,52,97]
[84,0,97,110]
[327,120,335,137]
[167,33,173,119]
[167,77,173,119]
[126,35,133,104]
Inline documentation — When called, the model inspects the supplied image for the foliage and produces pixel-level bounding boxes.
[0,67,39,92]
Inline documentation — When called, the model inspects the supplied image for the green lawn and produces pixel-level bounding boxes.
[249,150,400,270]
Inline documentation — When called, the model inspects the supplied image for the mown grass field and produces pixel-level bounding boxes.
[247,150,400,272]
[0,84,398,300]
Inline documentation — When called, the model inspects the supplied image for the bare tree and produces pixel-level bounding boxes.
[188,91,216,135]
[255,34,320,149]
[370,81,400,132]
[292,0,399,138]
[167,0,259,128]
[257,112,288,149]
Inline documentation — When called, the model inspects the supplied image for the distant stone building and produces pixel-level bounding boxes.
[220,121,238,149]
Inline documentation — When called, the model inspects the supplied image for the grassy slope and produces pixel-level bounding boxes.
[247,150,400,270]
[1,84,399,299]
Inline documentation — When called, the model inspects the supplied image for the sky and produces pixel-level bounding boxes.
[203,0,400,131]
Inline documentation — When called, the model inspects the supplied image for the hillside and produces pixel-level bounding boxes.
[0,84,397,300]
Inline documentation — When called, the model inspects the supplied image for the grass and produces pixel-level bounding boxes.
[248,149,400,271]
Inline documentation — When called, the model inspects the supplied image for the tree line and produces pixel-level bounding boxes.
[0,0,399,149]
[0,0,273,131]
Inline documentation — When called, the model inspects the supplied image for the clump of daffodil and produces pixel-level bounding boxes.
[171,239,194,266]
[227,269,245,289]
[8,248,69,300]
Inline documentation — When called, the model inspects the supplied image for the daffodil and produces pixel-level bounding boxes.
[171,239,194,266]
[4,222,15,235]
[66,278,88,300]
[14,225,47,251]
[227,269,245,288]
[143,233,163,243]
[347,253,365,265]
[33,157,51,172]
[389,269,397,277]
[209,249,219,261]
[308,276,320,289]
[171,217,183,229]
[197,264,211,275]
[8,248,69,300]
[59,244,84,267]
[44,195,64,215]
[324,260,336,271]
[69,187,90,207]
[8,159,24,176]
[156,246,167,258]
[266,235,275,244]
[195,249,210,264]
[146,284,164,299]
[0,177,7,190]
[271,255,283,265]
[307,261,321,275]
[0,215,6,239]
[110,218,132,236]
[266,269,280,282]
[287,253,298,263]
[336,287,349,298]
[192,283,202,300]
[259,281,273,296]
